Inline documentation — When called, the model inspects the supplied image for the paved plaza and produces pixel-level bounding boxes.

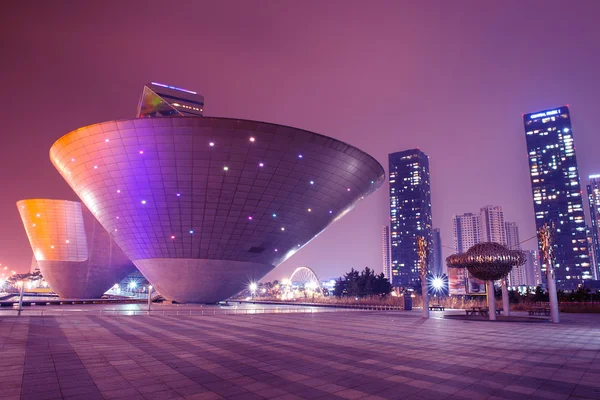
[1,309,600,400]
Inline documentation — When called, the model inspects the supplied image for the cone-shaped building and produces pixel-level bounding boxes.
[17,199,136,298]
[49,85,384,303]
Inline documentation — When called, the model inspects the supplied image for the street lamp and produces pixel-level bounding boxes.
[249,282,257,300]
[147,285,153,312]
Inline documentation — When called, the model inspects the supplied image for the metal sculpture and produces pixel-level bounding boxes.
[447,242,526,321]
[539,223,560,323]
[417,236,430,318]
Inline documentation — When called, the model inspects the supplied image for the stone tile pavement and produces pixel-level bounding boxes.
[1,310,600,399]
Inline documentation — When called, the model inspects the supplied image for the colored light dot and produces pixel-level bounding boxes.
[176,193,181,197]
[71,158,75,162]
[65,240,70,244]
[209,142,215,147]
[50,246,54,249]
[249,137,255,142]
[281,227,285,231]
[310,181,314,185]
[223,166,229,171]
[248,216,253,220]
[274,249,278,252]
[139,150,144,154]
[347,188,351,191]
[116,217,119,219]
[94,165,98,169]
[259,162,264,167]
[141,200,146,205]
[329,210,333,214]
[308,208,312,212]
[189,230,194,234]
[114,229,118,232]
[32,224,36,227]
[298,154,303,158]
[171,235,175,239]
[272,213,277,218]
[371,180,374,184]
[117,189,121,193]
[105,138,109,142]
[36,214,40,217]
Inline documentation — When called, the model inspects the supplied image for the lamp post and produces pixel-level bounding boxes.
[539,223,560,324]
[417,236,429,319]
[17,281,25,316]
[147,285,153,313]
[249,283,257,300]
[501,276,510,317]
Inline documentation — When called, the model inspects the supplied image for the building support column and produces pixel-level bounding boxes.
[487,280,496,321]
[422,277,429,319]
[547,267,560,324]
[501,277,510,317]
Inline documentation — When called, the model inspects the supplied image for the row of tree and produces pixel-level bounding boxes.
[333,267,392,297]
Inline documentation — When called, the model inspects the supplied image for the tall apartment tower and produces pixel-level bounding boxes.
[505,222,521,251]
[479,205,507,245]
[388,149,432,288]
[587,175,600,280]
[382,226,392,280]
[524,106,591,289]
[431,228,443,276]
[452,213,480,254]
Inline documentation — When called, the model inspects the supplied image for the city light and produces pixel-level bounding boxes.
[249,282,257,292]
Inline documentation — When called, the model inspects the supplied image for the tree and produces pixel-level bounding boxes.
[333,268,392,297]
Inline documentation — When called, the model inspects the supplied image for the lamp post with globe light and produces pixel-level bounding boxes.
[539,223,560,324]
[147,285,153,312]
[417,236,430,319]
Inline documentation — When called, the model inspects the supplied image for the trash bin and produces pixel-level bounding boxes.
[403,294,412,311]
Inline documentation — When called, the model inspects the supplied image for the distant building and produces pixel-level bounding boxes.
[137,82,204,118]
[389,149,432,287]
[505,222,521,251]
[431,228,443,276]
[382,226,392,280]
[509,250,542,288]
[524,106,591,289]
[586,227,598,280]
[587,175,600,280]
[452,213,480,254]
[479,205,507,245]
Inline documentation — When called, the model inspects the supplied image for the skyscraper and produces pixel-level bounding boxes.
[431,228,443,276]
[389,149,432,287]
[510,250,542,287]
[524,106,591,289]
[587,175,600,280]
[382,226,392,280]
[479,205,507,245]
[452,213,480,254]
[505,221,521,251]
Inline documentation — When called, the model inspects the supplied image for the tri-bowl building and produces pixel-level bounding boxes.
[17,199,136,298]
[48,83,384,303]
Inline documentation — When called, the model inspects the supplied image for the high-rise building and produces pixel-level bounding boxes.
[479,206,506,245]
[505,221,521,251]
[452,213,480,254]
[382,226,392,279]
[431,228,443,276]
[587,175,600,280]
[388,149,432,287]
[524,106,591,289]
[510,250,542,287]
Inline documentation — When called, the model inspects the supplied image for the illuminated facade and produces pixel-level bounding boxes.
[382,226,392,279]
[137,82,204,118]
[452,213,480,254]
[587,175,600,279]
[524,106,591,289]
[50,85,385,303]
[17,199,136,298]
[388,149,432,287]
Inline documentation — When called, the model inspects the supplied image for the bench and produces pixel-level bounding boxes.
[465,307,489,316]
[429,305,445,311]
[528,307,550,316]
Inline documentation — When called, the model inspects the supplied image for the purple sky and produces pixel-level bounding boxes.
[2,1,600,281]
